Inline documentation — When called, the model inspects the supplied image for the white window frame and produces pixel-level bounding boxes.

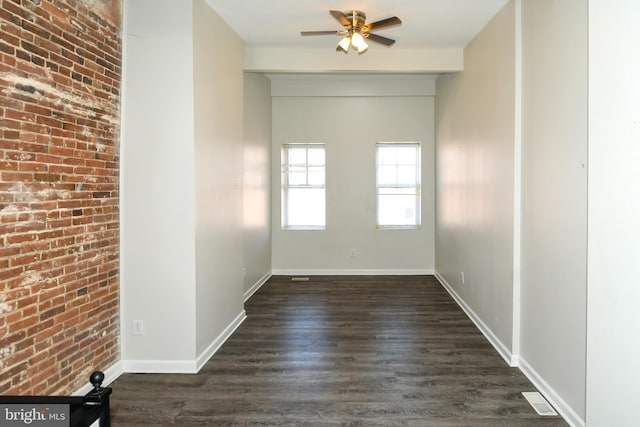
[281,143,326,230]
[376,142,421,229]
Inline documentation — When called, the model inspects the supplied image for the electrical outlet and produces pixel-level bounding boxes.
[133,319,144,336]
[461,272,465,284]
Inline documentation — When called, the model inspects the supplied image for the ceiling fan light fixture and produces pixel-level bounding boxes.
[337,35,351,52]
[351,32,368,53]
[302,10,401,54]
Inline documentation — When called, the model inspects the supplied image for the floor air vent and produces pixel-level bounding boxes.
[291,277,309,282]
[522,392,558,416]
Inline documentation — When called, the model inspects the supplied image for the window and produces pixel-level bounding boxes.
[282,144,325,229]
[376,143,421,228]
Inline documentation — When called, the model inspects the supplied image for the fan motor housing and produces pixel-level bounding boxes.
[345,10,366,30]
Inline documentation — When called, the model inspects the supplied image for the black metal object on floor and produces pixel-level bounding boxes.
[0,371,112,427]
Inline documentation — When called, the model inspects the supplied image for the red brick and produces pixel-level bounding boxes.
[10,253,41,267]
[0,41,16,55]
[0,245,22,258]
[1,0,121,396]
[4,129,21,139]
[8,314,39,333]
[0,118,20,132]
[1,329,27,347]
[40,2,70,25]
[2,361,29,381]
[0,266,24,281]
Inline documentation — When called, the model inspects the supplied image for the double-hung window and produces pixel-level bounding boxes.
[376,142,421,228]
[281,143,325,229]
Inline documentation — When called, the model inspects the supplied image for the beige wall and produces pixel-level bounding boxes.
[121,0,246,371]
[435,1,588,423]
[520,0,587,423]
[243,73,273,294]
[193,0,246,359]
[435,0,516,361]
[121,0,197,363]
[271,76,435,274]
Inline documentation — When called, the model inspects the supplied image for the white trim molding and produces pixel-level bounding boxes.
[122,359,199,374]
[244,271,272,302]
[271,269,435,276]
[195,310,246,372]
[122,310,247,374]
[434,271,517,367]
[247,47,462,74]
[435,270,581,427]
[519,356,585,427]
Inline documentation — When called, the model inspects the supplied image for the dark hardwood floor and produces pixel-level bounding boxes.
[109,275,568,426]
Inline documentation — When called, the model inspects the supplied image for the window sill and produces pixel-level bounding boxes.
[282,226,326,231]
[376,225,421,230]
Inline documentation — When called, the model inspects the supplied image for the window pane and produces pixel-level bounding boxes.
[376,142,420,228]
[282,144,326,229]
[377,165,397,186]
[307,148,324,165]
[307,167,324,186]
[397,165,416,185]
[288,148,307,165]
[378,194,418,226]
[378,146,397,164]
[288,166,307,185]
[379,186,417,196]
[397,146,417,165]
[286,188,325,227]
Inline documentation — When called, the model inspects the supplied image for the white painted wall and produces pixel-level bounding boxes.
[586,1,640,425]
[520,1,587,424]
[243,73,272,294]
[436,1,588,423]
[122,3,640,423]
[193,0,245,359]
[434,1,516,361]
[121,0,246,371]
[121,0,197,363]
[271,76,435,274]
[244,47,463,74]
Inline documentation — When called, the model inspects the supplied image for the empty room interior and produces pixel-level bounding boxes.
[1,0,639,426]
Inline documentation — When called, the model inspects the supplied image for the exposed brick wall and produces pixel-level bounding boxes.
[0,0,121,395]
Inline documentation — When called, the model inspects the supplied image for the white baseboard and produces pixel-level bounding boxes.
[244,271,272,302]
[122,358,199,374]
[271,269,435,276]
[518,356,585,427]
[434,271,516,367]
[73,361,124,395]
[122,310,247,374]
[195,310,246,371]
[434,271,582,427]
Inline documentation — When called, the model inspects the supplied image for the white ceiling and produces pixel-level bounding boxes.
[204,0,509,50]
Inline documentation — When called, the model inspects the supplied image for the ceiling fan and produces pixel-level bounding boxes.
[301,10,402,54]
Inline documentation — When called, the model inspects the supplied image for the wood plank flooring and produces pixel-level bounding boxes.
[109,275,568,426]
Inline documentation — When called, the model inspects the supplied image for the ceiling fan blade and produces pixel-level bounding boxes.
[301,30,341,36]
[329,10,350,27]
[363,16,402,32]
[365,33,396,46]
